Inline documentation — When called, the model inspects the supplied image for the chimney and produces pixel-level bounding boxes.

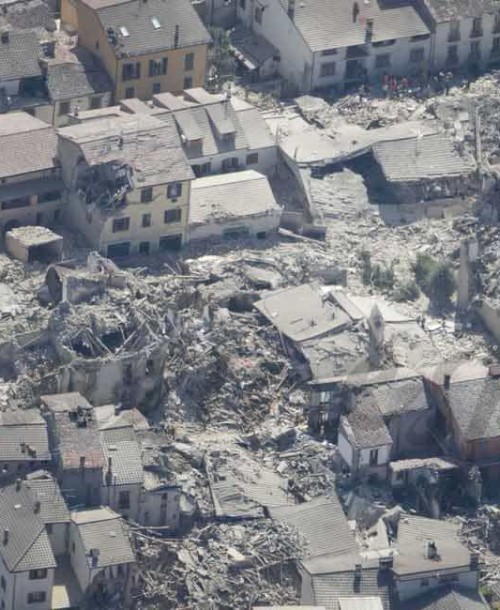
[426,540,438,560]
[80,456,86,469]
[1,31,9,44]
[174,25,180,48]
[443,374,451,390]
[354,564,362,580]
[379,555,393,571]
[15,478,21,491]
[352,1,359,22]
[3,529,9,546]
[34,500,41,514]
[288,0,295,19]
[365,18,374,42]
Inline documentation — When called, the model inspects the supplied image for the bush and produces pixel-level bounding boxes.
[427,262,456,310]
[393,280,420,302]
[371,264,395,291]
[360,249,372,285]
[412,253,437,292]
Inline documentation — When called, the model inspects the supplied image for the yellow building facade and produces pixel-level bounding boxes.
[61,0,211,101]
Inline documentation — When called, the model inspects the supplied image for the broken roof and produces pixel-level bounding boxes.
[58,113,194,186]
[373,134,475,183]
[6,226,62,248]
[93,0,211,58]
[230,25,279,70]
[0,113,58,179]
[365,377,431,416]
[23,475,70,524]
[393,515,470,577]
[423,0,500,21]
[100,425,144,486]
[0,409,50,463]
[254,284,352,344]
[0,483,56,572]
[277,0,429,52]
[42,394,106,471]
[47,56,113,101]
[269,495,358,559]
[0,29,42,80]
[341,402,392,449]
[445,375,500,441]
[189,170,281,226]
[208,450,293,519]
[71,507,135,567]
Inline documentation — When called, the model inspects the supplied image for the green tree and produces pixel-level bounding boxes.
[427,262,456,310]
[412,253,437,292]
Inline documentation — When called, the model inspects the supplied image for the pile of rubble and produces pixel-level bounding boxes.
[133,519,304,609]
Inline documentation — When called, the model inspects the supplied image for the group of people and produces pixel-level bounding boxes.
[356,70,473,102]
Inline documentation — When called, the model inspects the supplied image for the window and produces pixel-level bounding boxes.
[142,213,151,227]
[122,62,140,81]
[167,182,182,199]
[152,82,161,94]
[149,58,168,77]
[159,234,182,251]
[193,162,211,177]
[46,523,53,534]
[164,208,181,224]
[471,16,483,37]
[139,241,150,255]
[372,39,395,47]
[183,76,193,89]
[151,16,161,29]
[118,490,130,509]
[369,448,379,466]
[246,152,259,165]
[239,0,245,8]
[141,187,153,203]
[320,62,336,77]
[1,575,5,591]
[2,197,30,210]
[90,96,101,110]
[2,464,7,472]
[72,542,75,553]
[410,48,425,63]
[321,48,337,56]
[470,40,481,59]
[375,53,391,69]
[125,87,135,99]
[222,157,239,171]
[59,101,70,116]
[410,33,430,42]
[255,6,263,23]
[28,592,46,604]
[36,212,43,225]
[112,217,130,233]
[184,52,194,71]
[29,569,47,580]
[448,20,460,42]
[107,242,131,257]
[420,579,429,587]
[493,37,500,56]
[447,44,459,64]
[38,191,60,203]
[495,13,500,33]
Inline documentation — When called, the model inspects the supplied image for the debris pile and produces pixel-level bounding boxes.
[133,520,304,609]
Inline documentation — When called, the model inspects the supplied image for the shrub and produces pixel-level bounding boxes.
[412,253,437,292]
[427,262,456,310]
[393,280,420,302]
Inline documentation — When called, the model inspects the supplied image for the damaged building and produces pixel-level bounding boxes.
[58,113,195,256]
